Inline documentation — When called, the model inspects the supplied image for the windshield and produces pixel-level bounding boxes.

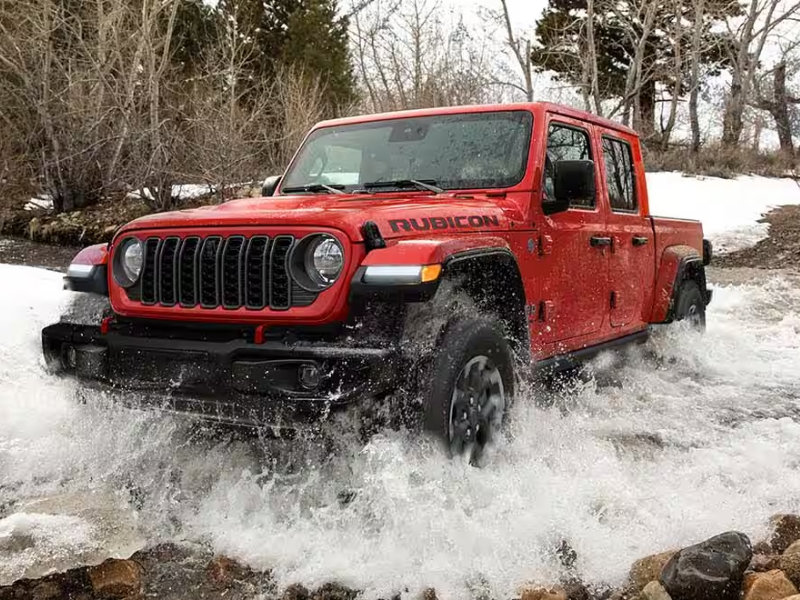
[281,110,533,193]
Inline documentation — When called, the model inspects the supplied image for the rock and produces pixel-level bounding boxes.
[557,540,578,570]
[562,579,590,600]
[422,589,438,600]
[87,559,142,598]
[640,581,672,600]
[742,570,798,600]
[520,586,568,600]
[283,583,311,600]
[752,554,783,573]
[311,582,359,600]
[30,580,62,600]
[628,551,678,594]
[780,541,800,588]
[206,555,252,587]
[660,531,753,600]
[769,515,800,554]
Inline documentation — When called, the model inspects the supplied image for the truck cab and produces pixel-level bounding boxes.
[43,102,711,465]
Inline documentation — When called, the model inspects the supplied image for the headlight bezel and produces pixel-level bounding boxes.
[289,233,344,292]
[112,237,144,288]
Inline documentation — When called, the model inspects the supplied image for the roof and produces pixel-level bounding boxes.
[315,102,638,137]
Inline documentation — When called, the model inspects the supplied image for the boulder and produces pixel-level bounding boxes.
[660,531,753,600]
[310,582,359,600]
[641,581,672,600]
[752,554,783,573]
[206,555,252,587]
[561,579,591,600]
[628,551,678,594]
[519,586,568,600]
[769,516,800,554]
[87,559,142,598]
[780,541,800,588]
[283,583,311,600]
[742,570,798,600]
[30,580,63,600]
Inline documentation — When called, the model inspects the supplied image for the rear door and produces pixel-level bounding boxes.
[597,132,654,328]
[534,116,609,345]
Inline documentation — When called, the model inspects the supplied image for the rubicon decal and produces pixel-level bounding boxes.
[389,215,500,233]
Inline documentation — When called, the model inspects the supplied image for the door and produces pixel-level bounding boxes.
[534,117,609,346]
[598,133,654,328]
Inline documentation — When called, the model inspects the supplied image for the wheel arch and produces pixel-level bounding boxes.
[441,248,529,356]
[651,245,710,323]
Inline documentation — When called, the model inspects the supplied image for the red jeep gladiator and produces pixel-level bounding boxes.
[43,103,712,462]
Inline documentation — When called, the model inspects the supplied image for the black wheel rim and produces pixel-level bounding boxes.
[448,355,505,463]
[686,303,703,329]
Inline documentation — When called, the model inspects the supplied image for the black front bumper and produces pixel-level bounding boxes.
[41,321,399,426]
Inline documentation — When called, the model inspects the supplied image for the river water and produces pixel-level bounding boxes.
[1,264,799,598]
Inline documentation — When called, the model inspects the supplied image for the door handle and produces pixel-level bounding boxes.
[632,236,649,246]
[590,236,612,248]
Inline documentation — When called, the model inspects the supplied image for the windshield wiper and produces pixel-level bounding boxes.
[360,179,445,195]
[282,183,345,195]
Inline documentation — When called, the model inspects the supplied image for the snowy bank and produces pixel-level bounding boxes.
[647,172,800,253]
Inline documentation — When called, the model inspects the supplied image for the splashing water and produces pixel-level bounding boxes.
[1,264,799,598]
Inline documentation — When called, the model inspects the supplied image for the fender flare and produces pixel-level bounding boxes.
[350,235,529,352]
[64,243,109,295]
[350,235,516,300]
[651,245,707,323]
[358,235,511,267]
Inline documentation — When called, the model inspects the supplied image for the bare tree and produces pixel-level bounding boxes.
[688,0,706,152]
[721,0,800,147]
[498,0,534,101]
[351,0,494,112]
[752,58,800,156]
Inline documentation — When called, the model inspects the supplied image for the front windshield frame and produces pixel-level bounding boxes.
[280,110,534,194]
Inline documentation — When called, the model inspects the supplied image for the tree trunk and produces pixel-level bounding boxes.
[639,79,656,140]
[689,0,704,153]
[722,74,745,147]
[771,62,794,155]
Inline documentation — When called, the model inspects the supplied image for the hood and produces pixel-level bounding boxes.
[118,192,518,241]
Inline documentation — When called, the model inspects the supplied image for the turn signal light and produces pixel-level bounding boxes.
[420,264,442,283]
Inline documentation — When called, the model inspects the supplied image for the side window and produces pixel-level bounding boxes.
[602,137,637,212]
[543,123,594,208]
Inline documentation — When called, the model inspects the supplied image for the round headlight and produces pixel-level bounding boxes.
[307,237,344,286]
[114,238,143,287]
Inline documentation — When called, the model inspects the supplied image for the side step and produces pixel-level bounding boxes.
[533,329,649,374]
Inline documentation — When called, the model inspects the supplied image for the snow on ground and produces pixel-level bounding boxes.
[647,172,800,253]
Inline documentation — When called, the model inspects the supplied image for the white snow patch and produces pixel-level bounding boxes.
[24,195,54,211]
[127,183,215,202]
[647,172,800,253]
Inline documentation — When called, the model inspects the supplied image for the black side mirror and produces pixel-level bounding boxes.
[543,159,595,215]
[261,175,282,197]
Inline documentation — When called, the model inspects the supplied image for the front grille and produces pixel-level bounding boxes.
[137,234,318,311]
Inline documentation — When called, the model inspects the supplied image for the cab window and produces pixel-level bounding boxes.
[543,123,594,208]
[602,136,637,212]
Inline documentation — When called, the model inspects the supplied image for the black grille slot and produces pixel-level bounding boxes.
[269,236,294,310]
[221,236,246,308]
[245,236,270,309]
[178,237,200,306]
[199,237,222,308]
[134,233,316,310]
[158,237,180,305]
[140,238,161,304]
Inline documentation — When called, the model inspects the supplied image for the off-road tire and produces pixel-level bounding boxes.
[673,279,706,330]
[420,317,514,465]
